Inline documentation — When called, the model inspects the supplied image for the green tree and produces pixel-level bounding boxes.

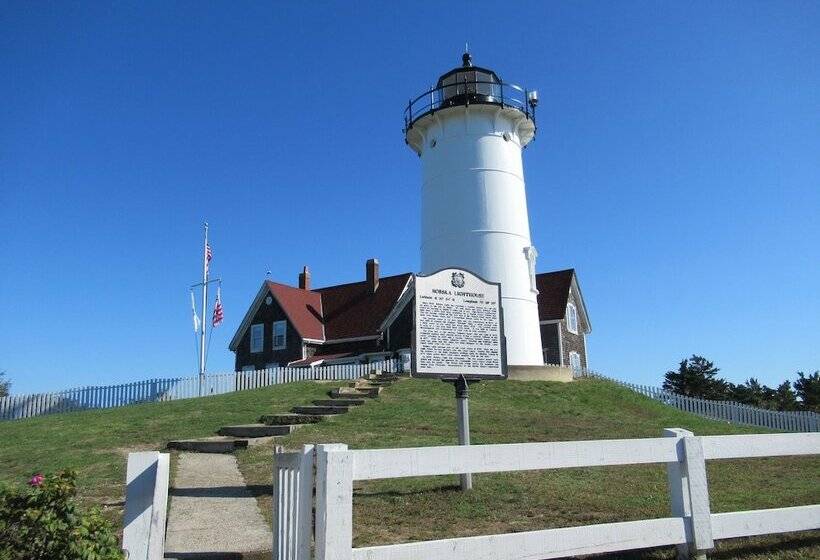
[0,371,9,398]
[772,380,798,411]
[728,378,771,407]
[794,371,820,412]
[662,355,727,399]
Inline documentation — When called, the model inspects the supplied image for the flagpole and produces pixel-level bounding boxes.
[199,222,209,396]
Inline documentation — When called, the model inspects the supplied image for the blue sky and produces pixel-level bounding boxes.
[2,2,818,394]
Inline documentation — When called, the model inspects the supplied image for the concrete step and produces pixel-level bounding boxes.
[167,436,248,453]
[352,378,394,385]
[312,398,366,407]
[367,373,400,381]
[292,405,349,416]
[217,424,294,438]
[331,387,381,398]
[349,382,392,390]
[259,413,324,426]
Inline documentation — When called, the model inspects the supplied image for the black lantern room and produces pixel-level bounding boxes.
[404,52,538,133]
[437,52,503,108]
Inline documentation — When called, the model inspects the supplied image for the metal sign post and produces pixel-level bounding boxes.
[452,375,473,490]
[411,268,508,492]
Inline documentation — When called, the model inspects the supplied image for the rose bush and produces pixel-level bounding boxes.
[0,470,124,560]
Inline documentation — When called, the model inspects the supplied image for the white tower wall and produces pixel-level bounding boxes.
[408,104,543,365]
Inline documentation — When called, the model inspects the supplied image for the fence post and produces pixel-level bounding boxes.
[273,445,314,560]
[122,451,170,560]
[315,444,352,560]
[664,429,714,559]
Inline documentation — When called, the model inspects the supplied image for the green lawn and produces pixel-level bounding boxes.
[235,377,820,559]
[0,381,331,521]
[1,376,817,559]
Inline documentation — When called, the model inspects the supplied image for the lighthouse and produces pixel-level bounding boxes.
[404,53,544,366]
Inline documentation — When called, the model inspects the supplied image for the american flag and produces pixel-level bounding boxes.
[212,287,224,327]
[205,243,213,270]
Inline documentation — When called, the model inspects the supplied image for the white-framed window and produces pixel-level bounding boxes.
[569,351,581,372]
[250,323,264,353]
[566,302,578,334]
[241,365,256,373]
[272,320,287,350]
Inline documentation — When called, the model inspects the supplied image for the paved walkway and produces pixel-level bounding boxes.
[164,452,271,559]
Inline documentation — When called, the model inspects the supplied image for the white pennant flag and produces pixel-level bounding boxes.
[191,290,200,333]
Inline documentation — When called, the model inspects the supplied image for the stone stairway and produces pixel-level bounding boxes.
[163,370,399,558]
[166,371,398,452]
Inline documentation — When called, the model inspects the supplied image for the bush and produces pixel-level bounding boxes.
[0,470,124,560]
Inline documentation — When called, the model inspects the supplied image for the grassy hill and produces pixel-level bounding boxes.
[0,381,331,516]
[235,377,820,559]
[1,376,817,559]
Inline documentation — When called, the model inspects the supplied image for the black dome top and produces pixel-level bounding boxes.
[435,53,501,88]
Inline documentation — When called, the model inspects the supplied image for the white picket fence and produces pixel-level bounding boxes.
[0,359,401,421]
[577,368,820,433]
[275,430,820,560]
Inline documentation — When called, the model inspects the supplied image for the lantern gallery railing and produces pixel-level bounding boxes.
[404,79,536,131]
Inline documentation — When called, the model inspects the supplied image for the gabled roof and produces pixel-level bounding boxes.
[535,269,591,332]
[267,281,324,340]
[316,274,412,339]
[535,269,574,320]
[231,269,589,352]
[228,281,324,351]
[229,273,413,351]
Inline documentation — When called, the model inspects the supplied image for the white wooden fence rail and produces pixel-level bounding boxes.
[577,368,820,433]
[284,431,820,560]
[0,360,401,421]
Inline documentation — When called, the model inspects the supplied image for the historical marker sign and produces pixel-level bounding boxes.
[412,268,507,380]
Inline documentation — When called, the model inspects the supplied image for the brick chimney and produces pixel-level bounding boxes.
[298,265,311,290]
[366,258,379,293]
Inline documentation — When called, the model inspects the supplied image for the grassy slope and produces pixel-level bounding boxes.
[1,377,817,558]
[0,381,331,520]
[236,377,820,559]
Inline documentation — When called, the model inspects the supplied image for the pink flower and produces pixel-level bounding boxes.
[28,474,44,487]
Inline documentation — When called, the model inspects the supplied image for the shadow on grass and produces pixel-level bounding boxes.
[708,534,820,559]
[355,483,461,497]
[586,533,820,559]
[170,484,272,498]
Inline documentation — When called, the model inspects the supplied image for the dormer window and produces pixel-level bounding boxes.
[567,302,578,334]
[272,320,287,350]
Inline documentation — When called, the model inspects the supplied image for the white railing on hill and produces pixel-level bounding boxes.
[576,368,820,433]
[283,430,819,560]
[0,359,401,422]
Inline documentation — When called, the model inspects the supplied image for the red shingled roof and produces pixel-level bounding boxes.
[535,269,575,321]
[235,269,578,350]
[266,281,325,340]
[315,273,412,339]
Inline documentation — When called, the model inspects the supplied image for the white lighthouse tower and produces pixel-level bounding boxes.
[405,53,543,365]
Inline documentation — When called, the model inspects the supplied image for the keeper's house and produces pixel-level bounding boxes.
[229,259,591,371]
